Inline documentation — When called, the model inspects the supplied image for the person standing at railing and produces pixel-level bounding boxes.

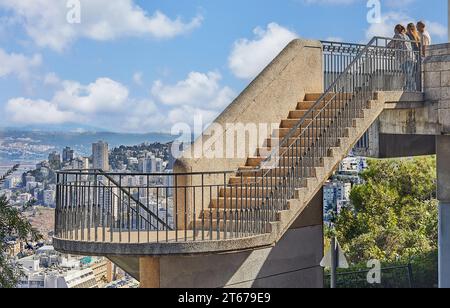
[417,21,432,58]
[407,23,421,90]
[388,24,416,91]
[407,23,421,52]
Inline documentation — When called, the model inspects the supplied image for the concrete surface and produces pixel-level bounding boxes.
[158,225,323,288]
[424,44,450,134]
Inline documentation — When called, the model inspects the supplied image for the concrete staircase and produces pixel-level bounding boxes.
[196,91,388,240]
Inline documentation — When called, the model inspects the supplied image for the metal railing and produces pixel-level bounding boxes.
[324,264,415,288]
[322,41,367,89]
[55,37,423,245]
[322,39,422,154]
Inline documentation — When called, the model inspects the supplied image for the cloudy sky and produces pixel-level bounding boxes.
[0,0,447,133]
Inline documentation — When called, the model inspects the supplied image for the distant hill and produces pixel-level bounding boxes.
[0,129,178,164]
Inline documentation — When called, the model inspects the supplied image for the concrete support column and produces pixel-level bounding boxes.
[437,135,450,288]
[139,257,161,288]
[424,44,450,134]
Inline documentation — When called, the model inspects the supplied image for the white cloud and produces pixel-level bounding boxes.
[54,78,129,113]
[0,0,203,51]
[5,71,236,133]
[151,71,235,109]
[427,21,448,39]
[6,98,76,125]
[151,71,236,129]
[6,77,129,127]
[228,23,298,80]
[0,48,41,80]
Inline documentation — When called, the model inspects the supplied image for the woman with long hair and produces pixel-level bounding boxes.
[407,23,421,52]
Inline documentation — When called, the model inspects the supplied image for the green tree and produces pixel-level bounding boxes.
[1,166,42,288]
[335,156,438,264]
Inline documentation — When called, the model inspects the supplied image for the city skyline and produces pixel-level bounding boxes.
[0,0,447,133]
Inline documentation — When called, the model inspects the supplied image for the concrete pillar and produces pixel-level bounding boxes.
[139,257,160,288]
[437,135,450,288]
[424,43,450,134]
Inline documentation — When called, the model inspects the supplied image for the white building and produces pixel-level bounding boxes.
[323,181,352,223]
[339,156,367,174]
[16,246,100,289]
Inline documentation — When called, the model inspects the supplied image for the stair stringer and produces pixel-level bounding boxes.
[268,92,390,244]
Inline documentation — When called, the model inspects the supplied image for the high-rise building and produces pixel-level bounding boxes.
[62,147,75,163]
[92,141,109,171]
[137,155,165,174]
[48,152,62,170]
[155,158,164,173]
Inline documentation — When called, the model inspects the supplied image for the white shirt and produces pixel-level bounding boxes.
[421,31,431,56]
[421,31,431,46]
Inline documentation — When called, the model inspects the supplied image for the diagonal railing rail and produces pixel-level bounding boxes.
[97,169,171,230]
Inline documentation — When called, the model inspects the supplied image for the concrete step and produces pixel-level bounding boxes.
[209,197,271,209]
[264,137,341,148]
[280,118,336,129]
[245,154,325,168]
[238,165,319,178]
[228,172,319,186]
[256,146,335,158]
[273,127,349,139]
[219,175,316,198]
[304,93,353,101]
[289,109,364,119]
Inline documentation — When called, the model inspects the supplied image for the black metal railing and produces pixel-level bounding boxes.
[55,37,423,245]
[56,169,271,243]
[322,41,367,89]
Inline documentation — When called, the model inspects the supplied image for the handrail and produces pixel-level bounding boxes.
[96,180,158,231]
[57,169,236,177]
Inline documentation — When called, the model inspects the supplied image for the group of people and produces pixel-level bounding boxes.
[388,21,432,91]
[392,21,432,57]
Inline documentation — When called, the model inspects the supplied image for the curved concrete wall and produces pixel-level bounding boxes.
[174,39,324,228]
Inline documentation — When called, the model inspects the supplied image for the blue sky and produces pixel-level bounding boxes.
[0,0,447,133]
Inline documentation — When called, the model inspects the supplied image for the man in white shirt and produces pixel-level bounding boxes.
[417,21,432,57]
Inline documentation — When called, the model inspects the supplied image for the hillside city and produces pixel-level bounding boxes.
[0,140,176,288]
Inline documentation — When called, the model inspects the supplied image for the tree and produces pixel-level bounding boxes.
[335,156,438,264]
[1,166,42,288]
